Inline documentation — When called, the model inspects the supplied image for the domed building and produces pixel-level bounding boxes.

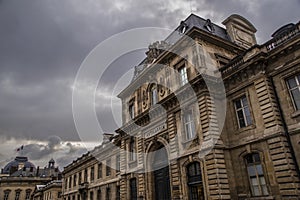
[0,157,62,200]
[2,156,36,175]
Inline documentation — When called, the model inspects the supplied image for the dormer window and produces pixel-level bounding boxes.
[204,19,215,33]
[179,21,188,34]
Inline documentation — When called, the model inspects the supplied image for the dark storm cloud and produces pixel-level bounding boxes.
[0,0,298,149]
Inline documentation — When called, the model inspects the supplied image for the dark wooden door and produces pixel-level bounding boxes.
[154,166,171,200]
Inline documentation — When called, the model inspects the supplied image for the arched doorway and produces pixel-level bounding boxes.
[152,144,171,200]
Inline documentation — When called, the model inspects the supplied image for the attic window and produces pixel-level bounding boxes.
[204,19,215,33]
[180,21,188,34]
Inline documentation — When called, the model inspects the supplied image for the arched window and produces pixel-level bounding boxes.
[150,85,158,105]
[186,162,204,200]
[245,153,269,196]
[4,190,10,200]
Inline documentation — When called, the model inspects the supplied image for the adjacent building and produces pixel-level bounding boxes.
[0,157,62,200]
[62,13,300,200]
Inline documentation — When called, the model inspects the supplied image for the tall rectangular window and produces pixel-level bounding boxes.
[97,189,101,200]
[234,95,252,128]
[287,75,300,110]
[84,169,88,182]
[78,171,82,184]
[179,66,188,86]
[98,163,102,179]
[90,191,94,200]
[129,138,136,161]
[15,190,21,200]
[129,103,135,119]
[116,186,121,200]
[25,190,31,200]
[130,178,137,200]
[183,110,196,140]
[4,191,10,200]
[106,159,111,176]
[106,187,110,200]
[73,174,77,186]
[116,154,120,172]
[245,153,269,196]
[90,166,95,181]
[69,176,72,188]
[64,178,67,189]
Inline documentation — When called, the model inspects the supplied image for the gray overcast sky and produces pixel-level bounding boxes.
[0,0,299,168]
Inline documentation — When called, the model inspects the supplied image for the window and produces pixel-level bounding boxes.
[129,138,136,161]
[106,187,110,200]
[84,169,88,182]
[179,65,188,86]
[25,190,31,200]
[106,159,111,176]
[97,189,101,200]
[116,186,121,200]
[91,166,95,181]
[187,162,203,200]
[73,174,77,186]
[245,153,269,196]
[234,95,252,128]
[69,176,72,188]
[129,102,135,119]
[116,154,120,172]
[90,191,94,200]
[58,192,62,198]
[98,163,102,179]
[79,171,82,184]
[287,75,300,110]
[4,190,10,200]
[130,178,137,200]
[77,194,81,200]
[64,178,68,189]
[150,85,158,105]
[183,110,196,140]
[15,190,21,200]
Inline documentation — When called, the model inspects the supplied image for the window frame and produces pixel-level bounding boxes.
[128,99,135,120]
[129,137,137,161]
[116,154,121,172]
[15,190,21,200]
[178,65,188,86]
[106,159,111,176]
[130,178,138,200]
[244,153,269,197]
[98,163,102,179]
[182,109,196,141]
[286,74,300,111]
[4,190,10,200]
[234,95,252,129]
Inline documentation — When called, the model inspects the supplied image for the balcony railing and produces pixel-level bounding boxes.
[265,23,300,51]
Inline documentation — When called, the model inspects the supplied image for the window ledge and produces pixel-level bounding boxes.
[291,110,300,118]
[236,124,256,133]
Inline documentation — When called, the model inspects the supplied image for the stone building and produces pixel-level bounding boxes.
[0,157,62,200]
[32,180,62,200]
[62,134,121,200]
[62,13,300,200]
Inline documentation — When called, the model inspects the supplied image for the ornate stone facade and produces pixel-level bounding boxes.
[62,13,300,200]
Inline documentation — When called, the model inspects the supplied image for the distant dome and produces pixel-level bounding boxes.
[2,156,36,174]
